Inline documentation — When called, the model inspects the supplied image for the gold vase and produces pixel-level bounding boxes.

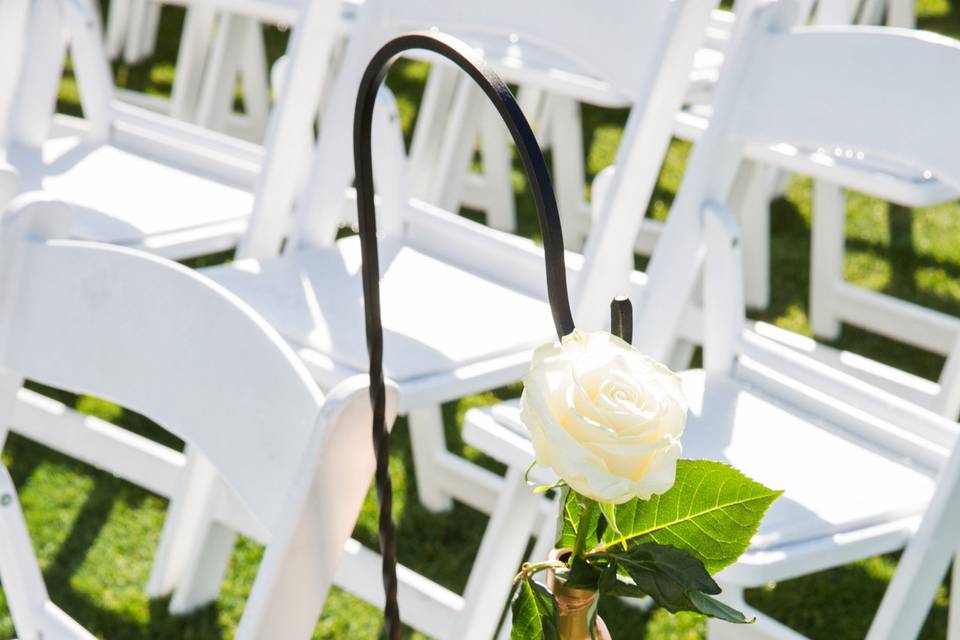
[547,550,612,640]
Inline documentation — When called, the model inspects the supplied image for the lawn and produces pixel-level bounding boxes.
[3,0,960,637]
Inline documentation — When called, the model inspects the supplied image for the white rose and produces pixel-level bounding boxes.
[519,329,688,504]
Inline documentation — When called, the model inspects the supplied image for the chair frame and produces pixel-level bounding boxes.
[0,191,400,639]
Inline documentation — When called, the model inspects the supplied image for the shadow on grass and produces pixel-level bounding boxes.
[746,555,949,640]
[3,435,227,638]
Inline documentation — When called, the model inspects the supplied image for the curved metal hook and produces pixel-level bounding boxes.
[354,32,576,637]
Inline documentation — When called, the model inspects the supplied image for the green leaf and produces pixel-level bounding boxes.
[688,591,753,624]
[601,460,782,573]
[607,542,751,624]
[557,490,601,550]
[511,578,560,640]
[611,542,720,595]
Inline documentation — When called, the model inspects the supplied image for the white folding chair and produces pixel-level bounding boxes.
[227,0,712,504]
[121,0,711,632]
[469,6,960,639]
[184,0,367,142]
[0,0,342,260]
[0,191,400,639]
[409,0,912,251]
[672,0,942,313]
[398,0,722,247]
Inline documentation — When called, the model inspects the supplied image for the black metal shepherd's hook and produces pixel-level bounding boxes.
[355,31,630,638]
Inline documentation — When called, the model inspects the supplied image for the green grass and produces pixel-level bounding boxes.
[3,1,960,637]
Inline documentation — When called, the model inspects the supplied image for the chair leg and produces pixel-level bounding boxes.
[148,448,236,608]
[408,63,460,198]
[104,0,130,60]
[886,0,915,27]
[122,0,148,64]
[457,465,543,640]
[236,17,270,140]
[0,464,53,640]
[949,553,960,640]
[136,0,161,62]
[195,14,246,134]
[809,180,846,340]
[730,159,777,310]
[496,497,559,640]
[431,80,485,213]
[407,405,453,512]
[479,106,517,232]
[548,95,589,248]
[169,521,237,614]
[517,86,549,147]
[169,5,217,122]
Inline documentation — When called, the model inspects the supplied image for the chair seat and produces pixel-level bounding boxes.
[464,368,936,553]
[409,31,631,107]
[8,135,253,255]
[747,141,957,207]
[670,117,956,206]
[203,235,555,382]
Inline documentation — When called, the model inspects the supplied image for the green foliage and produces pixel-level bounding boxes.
[545,461,778,632]
[511,578,560,640]
[600,460,782,574]
[606,543,749,624]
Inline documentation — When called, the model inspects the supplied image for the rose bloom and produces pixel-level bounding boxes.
[520,330,688,504]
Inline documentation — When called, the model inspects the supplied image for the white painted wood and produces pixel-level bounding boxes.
[0,0,30,146]
[0,194,406,639]
[867,411,960,639]
[429,79,486,213]
[478,105,516,232]
[203,0,717,628]
[195,14,246,134]
[809,180,846,338]
[703,203,743,375]
[407,405,454,512]
[729,159,778,309]
[465,12,960,640]
[104,0,131,60]
[408,62,460,201]
[950,556,960,640]
[0,465,81,640]
[149,450,235,604]
[237,375,400,638]
[237,0,345,258]
[3,0,324,261]
[122,0,150,63]
[169,5,219,122]
[575,0,719,331]
[549,96,589,246]
[9,0,68,148]
[887,0,915,28]
[238,18,271,138]
[457,465,542,640]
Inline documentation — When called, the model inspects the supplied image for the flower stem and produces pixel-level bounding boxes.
[513,560,567,584]
[571,499,598,564]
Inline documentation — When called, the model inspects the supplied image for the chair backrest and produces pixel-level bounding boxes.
[635,1,960,361]
[379,0,679,101]
[239,0,718,261]
[0,194,328,535]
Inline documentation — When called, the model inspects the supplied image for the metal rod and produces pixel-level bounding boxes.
[354,31,576,637]
[611,296,633,344]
